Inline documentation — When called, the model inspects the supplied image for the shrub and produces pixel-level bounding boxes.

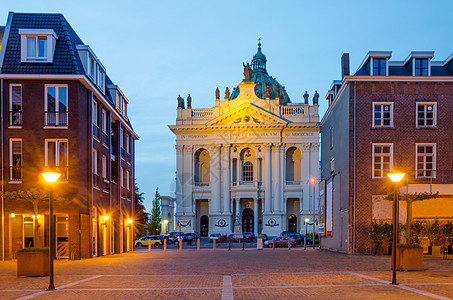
[397,243,422,248]
[370,221,393,249]
[18,247,49,252]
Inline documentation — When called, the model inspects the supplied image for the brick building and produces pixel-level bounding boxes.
[0,12,138,260]
[320,51,453,254]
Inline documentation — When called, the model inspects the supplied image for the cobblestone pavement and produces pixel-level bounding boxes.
[1,248,453,299]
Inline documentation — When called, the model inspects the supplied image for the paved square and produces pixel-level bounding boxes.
[1,248,452,299]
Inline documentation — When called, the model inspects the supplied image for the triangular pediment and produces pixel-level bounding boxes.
[206,103,288,127]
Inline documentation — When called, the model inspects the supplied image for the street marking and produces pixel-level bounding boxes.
[222,276,234,300]
[348,271,452,300]
[15,275,103,299]
[46,287,222,291]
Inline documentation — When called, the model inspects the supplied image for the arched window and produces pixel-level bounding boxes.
[243,161,253,182]
[286,147,301,184]
[194,149,209,185]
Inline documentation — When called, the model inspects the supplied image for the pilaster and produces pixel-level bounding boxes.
[175,145,184,215]
[302,143,311,215]
[221,145,231,215]
[264,143,272,214]
[210,145,221,214]
[273,144,282,213]
[183,145,193,214]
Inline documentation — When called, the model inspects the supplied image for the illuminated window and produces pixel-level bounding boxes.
[416,144,435,178]
[9,139,22,181]
[9,84,22,126]
[243,161,253,182]
[372,144,393,178]
[373,103,393,127]
[45,139,68,180]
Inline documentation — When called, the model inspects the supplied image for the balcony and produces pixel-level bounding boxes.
[102,177,109,191]
[121,187,125,198]
[121,148,125,159]
[9,166,21,181]
[93,173,100,187]
[9,111,21,126]
[102,132,109,145]
[45,112,68,127]
[286,181,301,185]
[126,152,131,162]
[93,124,99,139]
[194,182,209,187]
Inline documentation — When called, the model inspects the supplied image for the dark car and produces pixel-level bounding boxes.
[183,233,198,242]
[281,231,312,245]
[264,237,296,248]
[242,232,255,242]
[209,233,223,243]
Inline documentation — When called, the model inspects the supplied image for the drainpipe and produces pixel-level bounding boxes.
[352,81,357,254]
[1,78,4,261]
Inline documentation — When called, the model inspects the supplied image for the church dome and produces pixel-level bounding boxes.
[230,42,291,105]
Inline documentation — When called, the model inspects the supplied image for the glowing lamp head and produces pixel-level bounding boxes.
[304,218,310,223]
[41,172,61,183]
[10,213,15,218]
[163,220,169,224]
[387,173,405,183]
[126,219,133,224]
[102,216,109,221]
[310,178,316,183]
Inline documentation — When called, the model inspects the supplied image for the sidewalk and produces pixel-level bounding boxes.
[1,249,452,299]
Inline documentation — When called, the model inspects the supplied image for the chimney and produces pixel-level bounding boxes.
[341,53,350,78]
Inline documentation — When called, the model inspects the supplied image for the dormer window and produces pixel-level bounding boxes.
[414,58,429,76]
[372,58,387,76]
[19,29,57,63]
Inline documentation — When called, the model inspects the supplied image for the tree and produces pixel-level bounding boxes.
[385,191,438,244]
[134,183,149,236]
[147,188,161,235]
[2,188,66,247]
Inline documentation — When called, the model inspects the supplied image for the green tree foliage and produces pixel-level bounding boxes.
[134,183,149,236]
[370,221,393,250]
[147,188,161,235]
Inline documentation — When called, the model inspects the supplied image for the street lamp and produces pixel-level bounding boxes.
[163,220,169,234]
[310,178,317,249]
[304,218,309,250]
[387,172,405,285]
[41,171,61,291]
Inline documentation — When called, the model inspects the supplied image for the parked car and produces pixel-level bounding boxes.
[209,233,224,243]
[135,236,162,247]
[242,232,255,242]
[281,231,297,237]
[183,233,198,242]
[257,233,268,242]
[264,237,296,248]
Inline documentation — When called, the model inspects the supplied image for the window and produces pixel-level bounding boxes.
[372,58,386,76]
[372,144,393,178]
[122,98,127,118]
[45,85,68,126]
[126,171,130,190]
[19,29,57,63]
[116,93,122,113]
[9,84,22,126]
[330,127,334,149]
[92,101,99,138]
[243,161,253,182]
[373,103,393,127]
[416,144,435,178]
[417,103,436,127]
[45,139,68,180]
[102,109,108,145]
[102,155,107,179]
[9,139,22,181]
[126,134,130,153]
[92,149,98,175]
[120,127,125,159]
[415,58,429,76]
[120,167,124,187]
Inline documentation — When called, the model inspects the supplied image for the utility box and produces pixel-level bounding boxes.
[257,237,263,250]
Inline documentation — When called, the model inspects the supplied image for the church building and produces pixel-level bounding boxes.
[169,43,319,236]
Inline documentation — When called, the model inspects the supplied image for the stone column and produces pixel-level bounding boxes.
[222,145,231,214]
[235,198,240,218]
[210,145,221,214]
[273,144,282,212]
[302,143,311,215]
[254,198,259,234]
[311,142,320,215]
[175,145,184,215]
[183,145,193,214]
[264,144,272,213]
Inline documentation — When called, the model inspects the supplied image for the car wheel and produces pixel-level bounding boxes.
[136,243,142,247]
[267,243,273,248]
[154,243,161,248]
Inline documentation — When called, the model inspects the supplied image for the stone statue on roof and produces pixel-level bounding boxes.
[313,90,319,105]
[303,91,309,104]
[215,87,220,100]
[225,87,230,99]
[265,85,270,99]
[187,94,192,108]
[275,84,280,99]
[243,63,252,82]
[177,95,185,109]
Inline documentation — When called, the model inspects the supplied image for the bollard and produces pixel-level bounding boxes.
[228,242,231,251]
[179,238,182,251]
[197,238,200,251]
[242,242,245,251]
[148,241,151,252]
[273,238,276,250]
[288,239,291,250]
[164,239,167,252]
[213,239,216,251]
[304,236,307,250]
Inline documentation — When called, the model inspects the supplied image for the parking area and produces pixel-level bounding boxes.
[0,248,452,299]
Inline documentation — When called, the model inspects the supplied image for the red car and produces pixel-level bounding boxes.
[264,237,296,248]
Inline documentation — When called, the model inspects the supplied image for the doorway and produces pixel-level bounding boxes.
[56,216,69,258]
[200,215,209,236]
[242,208,254,232]
[288,214,297,232]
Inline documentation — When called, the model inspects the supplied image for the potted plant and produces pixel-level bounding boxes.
[17,247,49,277]
[425,220,443,257]
[394,243,423,271]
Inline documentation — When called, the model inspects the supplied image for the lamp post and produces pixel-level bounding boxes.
[41,171,61,291]
[310,178,316,249]
[304,218,309,250]
[163,220,169,234]
[387,172,405,285]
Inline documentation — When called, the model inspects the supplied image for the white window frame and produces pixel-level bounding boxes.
[126,133,130,154]
[102,155,107,179]
[120,167,124,187]
[126,171,130,190]
[416,102,437,128]
[9,138,22,182]
[19,29,57,63]
[102,109,107,134]
[416,143,436,179]
[9,84,22,127]
[92,101,98,126]
[44,139,68,180]
[372,143,393,179]
[372,102,393,128]
[44,84,68,127]
[92,148,99,175]
[413,58,431,76]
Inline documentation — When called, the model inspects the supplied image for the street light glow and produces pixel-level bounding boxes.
[387,172,405,182]
[127,219,133,224]
[102,216,109,221]
[41,172,61,183]
[304,218,310,223]
[310,178,316,183]
[163,220,169,224]
[10,213,15,218]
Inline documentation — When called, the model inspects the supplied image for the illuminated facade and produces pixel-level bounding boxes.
[170,44,319,236]
[0,12,138,260]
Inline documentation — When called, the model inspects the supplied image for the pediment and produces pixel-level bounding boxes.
[206,103,288,127]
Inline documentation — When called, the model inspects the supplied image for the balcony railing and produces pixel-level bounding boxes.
[9,166,21,181]
[194,182,209,187]
[121,187,126,198]
[232,180,262,187]
[102,132,109,145]
[102,177,109,191]
[126,152,131,162]
[93,173,100,187]
[9,111,22,126]
[121,148,125,159]
[58,167,69,181]
[286,180,301,185]
[192,108,213,118]
[93,124,99,139]
[45,112,68,126]
[282,106,304,115]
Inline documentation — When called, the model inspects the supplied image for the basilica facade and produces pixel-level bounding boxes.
[169,44,319,236]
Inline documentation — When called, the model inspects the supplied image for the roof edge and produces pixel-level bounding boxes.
[0,12,14,72]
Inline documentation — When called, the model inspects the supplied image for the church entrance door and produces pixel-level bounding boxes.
[200,215,209,236]
[288,214,297,232]
[242,208,254,232]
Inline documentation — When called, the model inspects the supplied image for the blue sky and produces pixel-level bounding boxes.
[2,0,453,211]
